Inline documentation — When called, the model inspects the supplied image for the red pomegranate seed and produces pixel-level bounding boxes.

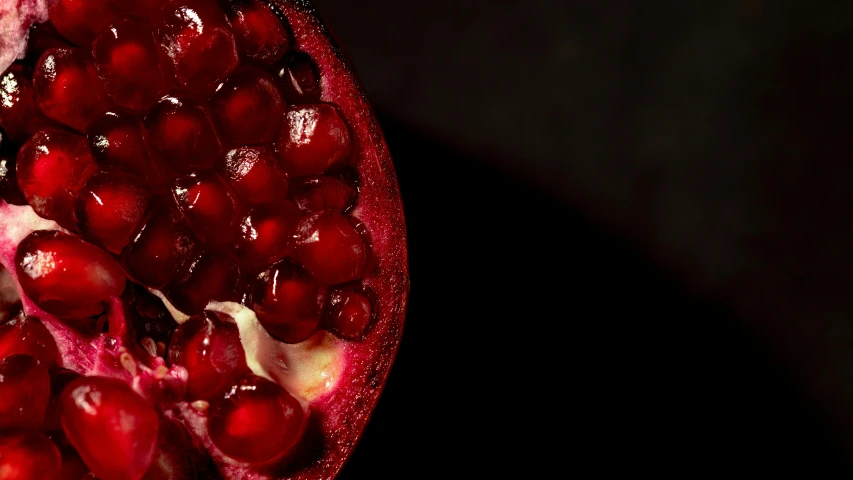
[291,175,358,213]
[219,145,289,206]
[224,0,291,66]
[33,48,110,132]
[24,22,73,63]
[16,128,98,229]
[48,0,126,47]
[208,376,305,464]
[211,66,284,146]
[87,111,171,187]
[75,171,151,254]
[157,1,240,95]
[0,354,50,429]
[92,21,169,111]
[0,264,22,323]
[122,203,198,288]
[0,134,27,205]
[326,289,374,340]
[166,252,241,315]
[251,260,326,344]
[0,65,51,142]
[61,376,160,480]
[272,52,322,105]
[172,171,240,249]
[293,210,367,285]
[168,311,249,400]
[15,230,127,319]
[275,103,352,177]
[235,202,301,271]
[0,431,62,480]
[144,94,222,173]
[42,368,81,432]
[0,313,59,367]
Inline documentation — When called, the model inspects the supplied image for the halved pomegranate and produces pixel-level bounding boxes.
[0,1,408,478]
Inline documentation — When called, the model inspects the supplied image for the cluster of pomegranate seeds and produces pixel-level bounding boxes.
[0,0,407,477]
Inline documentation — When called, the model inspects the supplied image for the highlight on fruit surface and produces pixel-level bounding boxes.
[0,1,409,478]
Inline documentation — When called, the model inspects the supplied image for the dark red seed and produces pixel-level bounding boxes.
[224,0,291,66]
[219,145,288,206]
[273,52,322,105]
[208,376,305,464]
[75,171,151,254]
[122,202,199,288]
[0,65,52,142]
[157,1,240,95]
[211,66,284,146]
[16,128,98,229]
[0,354,51,429]
[49,0,126,47]
[88,111,171,187]
[15,230,127,319]
[145,94,222,173]
[251,260,326,344]
[24,22,74,63]
[275,103,352,177]
[293,210,367,285]
[235,202,301,271]
[168,311,249,401]
[166,252,240,315]
[41,367,80,432]
[61,376,160,480]
[0,431,62,480]
[0,313,59,367]
[326,289,374,340]
[33,48,110,132]
[291,175,358,213]
[0,131,27,205]
[92,21,169,111]
[172,172,239,249]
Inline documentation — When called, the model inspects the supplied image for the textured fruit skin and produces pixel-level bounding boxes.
[0,1,409,479]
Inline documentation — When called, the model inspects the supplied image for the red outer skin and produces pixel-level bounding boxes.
[0,1,409,478]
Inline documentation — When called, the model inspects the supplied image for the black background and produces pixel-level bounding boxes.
[308,0,853,478]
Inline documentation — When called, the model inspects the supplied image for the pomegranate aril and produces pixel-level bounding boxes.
[42,368,81,433]
[0,431,62,480]
[88,111,170,187]
[157,1,240,95]
[326,289,374,340]
[24,22,74,63]
[273,52,322,105]
[93,21,169,111]
[251,260,327,344]
[166,252,241,315]
[211,66,284,146]
[208,375,305,464]
[33,48,110,132]
[0,265,22,323]
[291,175,358,213]
[235,202,301,271]
[0,65,51,142]
[172,171,240,249]
[16,128,97,229]
[0,354,51,429]
[0,130,27,205]
[275,103,352,177]
[168,311,249,400]
[122,203,199,288]
[61,376,160,480]
[76,171,151,254]
[0,313,59,367]
[15,230,127,319]
[220,145,289,206]
[293,210,367,285]
[224,0,291,66]
[48,0,127,47]
[145,94,222,173]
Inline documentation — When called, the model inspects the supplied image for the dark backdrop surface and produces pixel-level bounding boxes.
[306,0,853,477]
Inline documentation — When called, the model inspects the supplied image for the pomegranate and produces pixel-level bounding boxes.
[0,1,409,479]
